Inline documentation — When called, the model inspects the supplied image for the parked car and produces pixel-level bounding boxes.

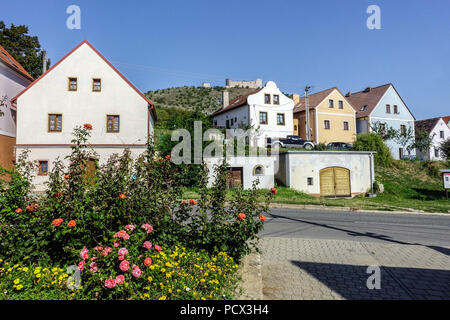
[326,142,353,150]
[267,135,314,149]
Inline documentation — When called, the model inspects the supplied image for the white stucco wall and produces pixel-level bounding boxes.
[275,151,375,196]
[204,156,276,190]
[416,118,450,161]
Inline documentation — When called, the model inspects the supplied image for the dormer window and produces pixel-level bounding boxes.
[68,77,77,91]
[360,105,368,111]
[264,94,271,104]
[273,95,280,105]
[93,78,101,92]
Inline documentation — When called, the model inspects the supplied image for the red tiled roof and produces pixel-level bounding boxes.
[293,87,337,113]
[442,116,450,126]
[345,84,391,118]
[10,40,155,119]
[0,44,33,81]
[415,117,442,134]
[212,88,262,116]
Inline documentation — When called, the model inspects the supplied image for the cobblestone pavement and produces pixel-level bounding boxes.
[260,237,450,300]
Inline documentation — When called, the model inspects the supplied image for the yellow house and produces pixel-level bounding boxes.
[292,87,356,144]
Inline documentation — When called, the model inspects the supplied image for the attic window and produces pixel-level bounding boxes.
[68,77,77,91]
[93,79,101,92]
[360,105,368,111]
[264,94,271,104]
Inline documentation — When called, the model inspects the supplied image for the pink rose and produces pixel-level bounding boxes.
[115,275,125,285]
[119,260,130,272]
[91,256,98,261]
[143,241,152,250]
[113,240,120,247]
[141,224,154,233]
[104,278,116,289]
[80,248,89,260]
[132,266,141,278]
[78,260,85,271]
[101,247,112,256]
[154,245,162,252]
[94,246,103,251]
[89,262,98,273]
[118,248,128,256]
[125,224,135,231]
[113,230,130,240]
[144,257,152,266]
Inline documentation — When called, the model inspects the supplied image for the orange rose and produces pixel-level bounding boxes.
[119,194,127,199]
[83,123,93,130]
[52,218,63,227]
[270,187,277,195]
[64,174,70,180]
[68,220,76,228]
[237,213,246,220]
[165,155,171,160]
[259,215,267,222]
[26,205,32,211]
[15,208,22,214]
[189,199,197,205]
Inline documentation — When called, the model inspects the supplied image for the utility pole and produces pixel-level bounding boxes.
[42,51,47,73]
[305,86,311,141]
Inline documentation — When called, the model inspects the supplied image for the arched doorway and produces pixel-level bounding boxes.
[319,167,351,197]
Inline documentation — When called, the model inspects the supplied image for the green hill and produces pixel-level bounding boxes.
[144,86,258,115]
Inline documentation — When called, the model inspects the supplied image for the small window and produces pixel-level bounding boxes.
[307,177,313,186]
[360,105,368,111]
[393,105,398,114]
[294,125,298,131]
[273,95,280,105]
[234,117,237,123]
[230,118,234,126]
[277,113,285,125]
[343,121,349,131]
[253,165,264,176]
[264,94,271,104]
[338,100,343,109]
[38,160,48,176]
[93,78,101,92]
[440,131,444,139]
[68,77,77,91]
[259,112,268,125]
[107,115,120,132]
[380,123,386,131]
[48,114,62,132]
[434,148,439,158]
[400,125,406,136]
[324,120,330,129]
[226,119,230,129]
[213,120,217,126]
[386,104,391,114]
[328,99,334,108]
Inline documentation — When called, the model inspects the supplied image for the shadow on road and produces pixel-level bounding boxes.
[290,261,450,300]
[267,213,450,257]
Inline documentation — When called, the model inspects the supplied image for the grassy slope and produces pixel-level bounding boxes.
[183,160,450,213]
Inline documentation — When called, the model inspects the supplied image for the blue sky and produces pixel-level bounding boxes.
[3,0,449,119]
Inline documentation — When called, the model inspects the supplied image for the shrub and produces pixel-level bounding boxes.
[313,143,327,151]
[353,133,393,167]
[440,138,450,160]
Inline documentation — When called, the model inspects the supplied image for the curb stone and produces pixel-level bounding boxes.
[268,202,450,216]
[236,250,263,300]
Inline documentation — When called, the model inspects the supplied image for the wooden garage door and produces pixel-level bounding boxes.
[227,167,243,189]
[320,167,350,197]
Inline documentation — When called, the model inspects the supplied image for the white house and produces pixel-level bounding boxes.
[211,81,294,148]
[0,44,33,170]
[346,83,416,160]
[415,117,450,161]
[11,40,156,189]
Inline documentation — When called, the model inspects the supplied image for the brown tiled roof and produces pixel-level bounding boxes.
[345,84,391,118]
[293,87,346,113]
[415,117,442,134]
[0,44,33,81]
[212,88,262,116]
[442,116,450,125]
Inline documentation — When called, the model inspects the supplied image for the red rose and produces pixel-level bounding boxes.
[189,199,197,205]
[237,213,246,220]
[52,218,63,227]
[119,193,127,199]
[270,187,277,195]
[259,215,267,222]
[83,123,93,130]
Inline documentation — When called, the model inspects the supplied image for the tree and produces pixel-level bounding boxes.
[353,132,393,167]
[411,129,435,157]
[440,138,450,160]
[394,126,415,157]
[0,21,50,79]
[370,121,397,141]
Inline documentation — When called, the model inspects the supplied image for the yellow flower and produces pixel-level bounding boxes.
[159,295,167,300]
[147,276,153,282]
[15,284,23,290]
[13,278,20,284]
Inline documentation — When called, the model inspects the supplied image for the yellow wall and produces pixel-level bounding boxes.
[294,110,316,141]
[315,90,356,144]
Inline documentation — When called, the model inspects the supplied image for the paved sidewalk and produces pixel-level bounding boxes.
[259,237,450,300]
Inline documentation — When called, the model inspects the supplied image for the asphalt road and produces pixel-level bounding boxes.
[261,208,450,248]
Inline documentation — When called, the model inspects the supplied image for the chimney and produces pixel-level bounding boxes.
[42,50,47,73]
[292,93,300,104]
[363,86,371,93]
[222,91,229,109]
[345,92,351,97]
